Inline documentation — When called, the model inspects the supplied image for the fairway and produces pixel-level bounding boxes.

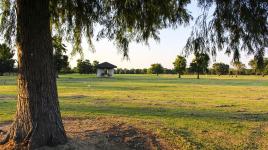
[0,74,268,149]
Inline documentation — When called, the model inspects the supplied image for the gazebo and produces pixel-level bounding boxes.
[96,62,117,77]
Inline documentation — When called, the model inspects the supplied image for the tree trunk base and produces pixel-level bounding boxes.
[0,123,67,149]
[0,133,10,145]
[1,134,67,150]
[1,140,36,150]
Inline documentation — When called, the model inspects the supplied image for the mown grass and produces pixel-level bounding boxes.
[0,74,268,149]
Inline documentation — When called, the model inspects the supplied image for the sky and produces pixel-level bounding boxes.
[66,2,259,69]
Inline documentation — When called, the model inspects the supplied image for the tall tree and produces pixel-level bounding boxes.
[53,36,70,76]
[77,59,92,74]
[264,64,268,76]
[248,59,257,75]
[92,60,99,74]
[0,43,15,75]
[248,58,268,76]
[232,61,246,77]
[149,63,164,76]
[173,55,187,78]
[189,53,210,79]
[212,63,229,76]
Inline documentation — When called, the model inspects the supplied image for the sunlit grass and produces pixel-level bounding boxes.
[0,74,268,149]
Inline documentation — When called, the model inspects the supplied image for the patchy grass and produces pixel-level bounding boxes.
[0,74,268,149]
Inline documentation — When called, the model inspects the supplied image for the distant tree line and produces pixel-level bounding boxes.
[1,42,268,78]
[114,55,268,79]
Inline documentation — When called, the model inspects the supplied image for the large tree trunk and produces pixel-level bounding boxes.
[3,0,67,149]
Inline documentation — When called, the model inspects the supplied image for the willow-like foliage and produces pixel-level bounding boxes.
[0,0,16,44]
[1,1,267,60]
[185,0,267,62]
[0,0,191,58]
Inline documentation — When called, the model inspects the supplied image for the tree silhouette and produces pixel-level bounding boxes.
[189,53,210,79]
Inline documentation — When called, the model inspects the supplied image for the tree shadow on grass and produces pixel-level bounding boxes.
[61,104,268,122]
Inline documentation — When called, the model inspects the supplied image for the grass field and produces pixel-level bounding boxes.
[0,74,268,149]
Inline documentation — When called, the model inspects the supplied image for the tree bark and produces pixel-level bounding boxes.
[3,0,67,149]
[178,73,181,78]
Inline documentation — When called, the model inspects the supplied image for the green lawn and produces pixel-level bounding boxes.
[0,74,268,149]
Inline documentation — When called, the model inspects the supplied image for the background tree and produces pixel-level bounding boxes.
[248,59,257,75]
[164,68,176,74]
[232,61,246,77]
[135,69,141,74]
[264,64,268,76]
[92,60,99,74]
[53,36,70,76]
[149,63,164,76]
[143,68,148,74]
[189,53,210,79]
[173,55,187,78]
[77,59,92,74]
[248,58,268,76]
[262,59,268,76]
[212,63,229,76]
[0,43,15,75]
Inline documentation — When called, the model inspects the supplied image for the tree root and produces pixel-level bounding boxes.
[0,132,10,145]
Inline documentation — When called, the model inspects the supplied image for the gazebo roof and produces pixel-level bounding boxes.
[96,62,117,69]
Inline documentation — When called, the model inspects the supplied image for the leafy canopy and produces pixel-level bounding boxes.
[52,36,71,74]
[173,55,186,74]
[212,63,229,75]
[232,61,246,75]
[0,0,191,58]
[185,1,267,61]
[248,58,268,75]
[189,52,210,74]
[149,63,164,75]
[76,59,92,74]
[0,43,15,74]
[0,1,267,59]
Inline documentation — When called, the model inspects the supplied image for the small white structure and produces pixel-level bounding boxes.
[96,62,117,77]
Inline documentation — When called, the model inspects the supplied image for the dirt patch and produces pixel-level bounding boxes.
[60,95,88,100]
[0,118,169,150]
[255,97,265,101]
[216,104,235,108]
[105,123,163,149]
[0,95,16,101]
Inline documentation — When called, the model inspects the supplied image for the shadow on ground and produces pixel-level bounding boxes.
[0,118,169,150]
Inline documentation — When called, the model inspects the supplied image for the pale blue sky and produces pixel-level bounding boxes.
[67,2,258,69]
